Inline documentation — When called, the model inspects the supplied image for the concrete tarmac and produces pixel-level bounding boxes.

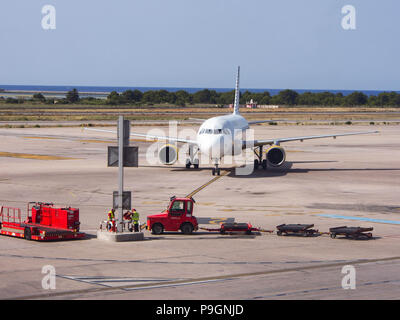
[0,124,399,300]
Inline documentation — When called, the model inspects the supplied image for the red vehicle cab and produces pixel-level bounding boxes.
[147,196,198,235]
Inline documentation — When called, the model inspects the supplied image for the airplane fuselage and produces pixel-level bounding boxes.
[197,113,249,160]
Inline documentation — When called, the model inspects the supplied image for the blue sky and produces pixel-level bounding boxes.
[0,0,398,90]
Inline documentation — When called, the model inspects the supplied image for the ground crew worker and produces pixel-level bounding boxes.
[131,208,140,232]
[107,208,116,232]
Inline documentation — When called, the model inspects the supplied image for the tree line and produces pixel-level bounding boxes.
[105,88,400,107]
[1,88,400,107]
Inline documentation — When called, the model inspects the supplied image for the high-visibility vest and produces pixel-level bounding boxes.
[132,210,139,223]
[108,210,115,220]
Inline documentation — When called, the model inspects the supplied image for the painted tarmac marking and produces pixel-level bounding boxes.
[186,170,230,198]
[0,253,349,266]
[124,278,232,291]
[254,278,400,299]
[9,256,400,300]
[197,217,235,225]
[57,275,181,289]
[78,139,113,144]
[317,214,400,225]
[22,136,60,140]
[59,275,231,291]
[0,152,80,160]
[141,201,163,205]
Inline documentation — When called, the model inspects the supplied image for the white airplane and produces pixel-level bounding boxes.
[86,67,378,175]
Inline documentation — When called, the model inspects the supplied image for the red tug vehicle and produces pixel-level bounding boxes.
[0,202,85,241]
[147,196,199,235]
[146,196,272,235]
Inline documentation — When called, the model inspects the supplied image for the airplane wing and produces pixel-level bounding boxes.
[243,130,379,148]
[188,118,207,123]
[248,120,280,125]
[83,127,198,145]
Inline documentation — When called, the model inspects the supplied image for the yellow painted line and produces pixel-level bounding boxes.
[78,139,156,144]
[186,170,229,198]
[197,202,216,206]
[0,152,79,160]
[23,136,60,140]
[141,201,163,205]
[208,218,229,225]
[130,138,157,143]
[79,139,114,144]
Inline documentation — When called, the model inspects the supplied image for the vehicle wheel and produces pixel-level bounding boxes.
[277,231,282,236]
[262,159,267,170]
[254,159,259,169]
[24,227,32,241]
[151,223,164,235]
[330,233,336,239]
[181,223,194,235]
[0,222,2,230]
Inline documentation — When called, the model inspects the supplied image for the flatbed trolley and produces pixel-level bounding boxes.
[276,224,319,237]
[200,222,274,235]
[329,226,373,239]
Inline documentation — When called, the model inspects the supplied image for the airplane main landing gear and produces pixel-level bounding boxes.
[185,145,199,169]
[253,146,267,170]
[186,159,199,169]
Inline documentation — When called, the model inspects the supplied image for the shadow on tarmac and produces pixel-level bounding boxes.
[140,162,400,179]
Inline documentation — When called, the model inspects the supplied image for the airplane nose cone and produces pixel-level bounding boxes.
[200,135,224,157]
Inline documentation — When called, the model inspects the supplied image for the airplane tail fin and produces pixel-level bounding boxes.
[233,66,240,115]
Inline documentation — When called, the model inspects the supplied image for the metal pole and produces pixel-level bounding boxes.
[118,115,124,232]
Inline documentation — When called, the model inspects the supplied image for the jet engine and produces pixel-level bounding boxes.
[266,145,286,167]
[159,144,178,165]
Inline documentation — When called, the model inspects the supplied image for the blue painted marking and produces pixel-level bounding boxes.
[317,214,400,225]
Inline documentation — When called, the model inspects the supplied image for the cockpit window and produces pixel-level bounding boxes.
[200,128,226,134]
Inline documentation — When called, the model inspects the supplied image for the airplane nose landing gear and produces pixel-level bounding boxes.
[212,166,221,176]
[211,159,221,176]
